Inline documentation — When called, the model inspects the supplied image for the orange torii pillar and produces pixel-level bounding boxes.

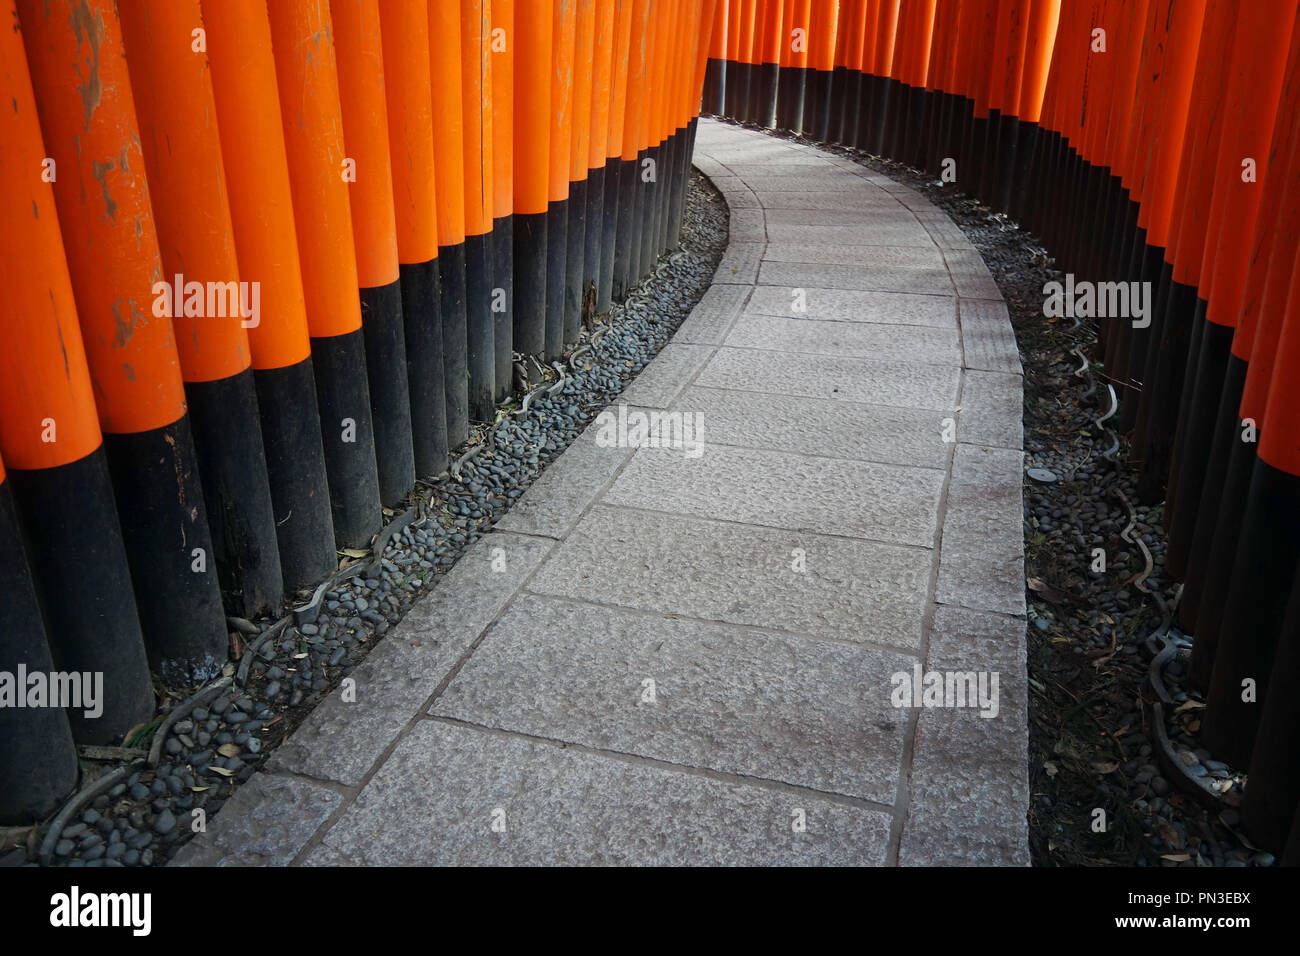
[986,0,1030,211]
[1009,0,1062,223]
[923,0,962,175]
[930,0,972,178]
[613,0,650,299]
[641,0,672,274]
[331,0,417,505]
[380,1,449,476]
[1103,0,1158,285]
[0,445,77,821]
[723,0,746,119]
[1082,0,1143,283]
[600,0,636,309]
[1082,0,1129,278]
[429,0,471,444]
[461,0,499,421]
[757,0,785,129]
[921,0,953,173]
[721,0,738,115]
[804,0,838,140]
[778,0,811,131]
[1162,0,1241,557]
[1043,0,1111,276]
[545,0,577,358]
[583,0,617,316]
[691,1,724,149]
[565,0,597,344]
[657,0,682,264]
[667,0,699,251]
[118,0,282,618]
[1184,17,1300,687]
[665,0,690,246]
[269,0,383,549]
[19,0,229,684]
[491,0,515,400]
[0,3,154,743]
[1115,0,1205,433]
[899,0,937,167]
[863,0,897,155]
[203,0,337,591]
[667,0,707,247]
[739,0,762,123]
[1096,0,1170,398]
[940,0,984,191]
[960,0,1002,197]
[1097,0,1149,284]
[1175,6,1293,639]
[828,0,853,141]
[880,0,911,157]
[851,0,881,150]
[1137,0,1290,504]
[634,0,665,278]
[1060,0,1115,273]
[1220,28,1300,851]
[513,0,551,361]
[703,0,728,114]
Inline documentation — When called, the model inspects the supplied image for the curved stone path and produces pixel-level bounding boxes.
[175,120,1028,867]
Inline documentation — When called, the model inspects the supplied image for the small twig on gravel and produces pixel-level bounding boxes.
[148,676,232,767]
[39,765,135,866]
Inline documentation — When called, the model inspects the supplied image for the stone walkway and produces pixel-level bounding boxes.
[175,120,1028,867]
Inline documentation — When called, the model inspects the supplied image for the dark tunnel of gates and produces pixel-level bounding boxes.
[5,0,1300,867]
[703,0,1300,861]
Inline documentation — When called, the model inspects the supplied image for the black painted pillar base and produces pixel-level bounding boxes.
[612,155,639,300]
[253,358,337,592]
[491,217,515,401]
[869,76,894,156]
[640,142,663,277]
[583,166,606,315]
[1241,564,1300,852]
[310,328,382,549]
[1178,348,1248,638]
[544,198,569,360]
[1010,120,1039,224]
[758,62,779,128]
[599,158,624,312]
[1118,243,1166,433]
[104,415,228,684]
[1135,276,1197,503]
[359,280,416,506]
[703,58,726,115]
[464,231,496,422]
[513,212,548,358]
[790,67,808,135]
[0,473,79,822]
[1201,459,1300,767]
[1165,299,1207,512]
[808,68,833,140]
[846,71,867,148]
[437,242,470,447]
[830,65,848,142]
[667,126,690,249]
[186,367,283,616]
[9,449,155,743]
[564,177,588,346]
[994,112,1019,213]
[398,257,449,477]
